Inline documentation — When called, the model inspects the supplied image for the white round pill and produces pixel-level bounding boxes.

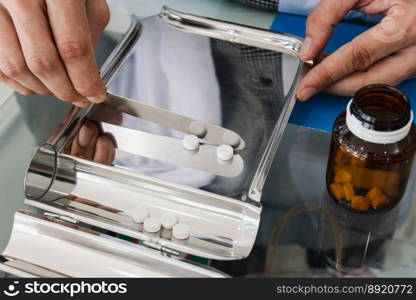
[172,224,190,240]
[189,121,207,137]
[222,130,241,147]
[160,212,178,229]
[217,144,234,161]
[144,217,161,233]
[183,135,200,151]
[131,205,149,223]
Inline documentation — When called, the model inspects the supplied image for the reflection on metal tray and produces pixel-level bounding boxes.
[0,210,226,277]
[22,6,307,266]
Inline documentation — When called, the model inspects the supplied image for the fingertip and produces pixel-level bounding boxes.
[73,97,90,108]
[97,135,115,152]
[74,101,89,108]
[299,36,312,61]
[87,86,107,103]
[295,86,305,101]
[297,87,317,101]
[301,30,333,62]
[19,90,35,96]
[87,95,106,103]
[296,92,306,102]
[78,121,99,147]
[95,135,115,165]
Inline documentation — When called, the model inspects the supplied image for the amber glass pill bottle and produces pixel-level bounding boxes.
[327,84,416,210]
[319,84,416,271]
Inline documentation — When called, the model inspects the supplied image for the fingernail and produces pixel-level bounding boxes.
[74,101,89,108]
[299,37,312,60]
[298,87,316,101]
[78,125,93,147]
[87,94,106,103]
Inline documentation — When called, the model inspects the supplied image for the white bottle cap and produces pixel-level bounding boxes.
[222,130,240,147]
[172,223,190,240]
[217,144,234,161]
[346,100,414,144]
[131,206,149,223]
[144,217,161,233]
[183,135,200,151]
[160,212,178,229]
[189,121,207,137]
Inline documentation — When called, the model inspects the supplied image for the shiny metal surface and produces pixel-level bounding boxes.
[25,152,261,259]
[24,8,307,261]
[98,122,244,177]
[160,6,312,65]
[0,256,66,278]
[102,92,246,150]
[1,210,227,277]
[100,16,143,85]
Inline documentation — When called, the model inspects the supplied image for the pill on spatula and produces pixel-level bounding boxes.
[144,217,161,233]
[131,205,149,223]
[217,144,234,161]
[222,130,240,147]
[160,212,178,229]
[183,135,200,151]
[189,121,207,137]
[172,223,190,240]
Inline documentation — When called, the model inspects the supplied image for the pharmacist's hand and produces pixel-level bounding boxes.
[69,120,115,165]
[0,0,109,107]
[297,0,416,101]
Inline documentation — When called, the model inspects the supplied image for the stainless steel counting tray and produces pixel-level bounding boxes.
[0,7,308,277]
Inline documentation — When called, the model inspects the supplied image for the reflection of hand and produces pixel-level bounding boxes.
[297,0,416,100]
[68,120,118,214]
[0,0,109,107]
[70,120,115,165]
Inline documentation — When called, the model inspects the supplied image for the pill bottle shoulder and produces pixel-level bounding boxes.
[332,112,416,164]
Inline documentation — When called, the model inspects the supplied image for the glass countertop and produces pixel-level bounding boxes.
[212,124,416,278]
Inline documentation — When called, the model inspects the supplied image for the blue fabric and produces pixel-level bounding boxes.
[271,13,416,132]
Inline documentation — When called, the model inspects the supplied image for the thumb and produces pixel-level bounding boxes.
[300,0,358,61]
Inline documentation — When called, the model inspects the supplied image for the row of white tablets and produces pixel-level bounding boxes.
[131,206,190,240]
[188,121,241,146]
[183,134,235,161]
